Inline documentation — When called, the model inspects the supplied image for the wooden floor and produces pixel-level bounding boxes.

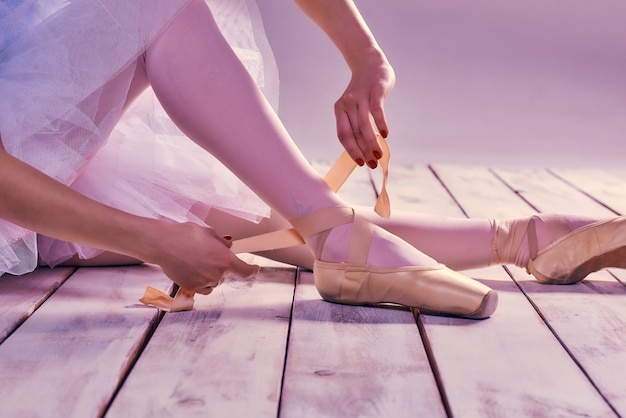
[1,164,626,417]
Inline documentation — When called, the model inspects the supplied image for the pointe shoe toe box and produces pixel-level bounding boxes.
[314,261,497,319]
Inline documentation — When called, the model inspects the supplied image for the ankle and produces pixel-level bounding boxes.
[293,206,438,269]
[489,217,532,267]
[490,214,600,268]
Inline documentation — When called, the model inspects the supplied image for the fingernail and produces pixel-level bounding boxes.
[380,130,388,138]
[223,235,232,240]
[356,158,365,166]
[373,151,382,160]
[367,160,377,169]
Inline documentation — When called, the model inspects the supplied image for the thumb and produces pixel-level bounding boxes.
[228,254,260,278]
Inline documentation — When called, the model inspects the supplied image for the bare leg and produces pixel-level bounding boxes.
[207,208,605,273]
[205,207,493,271]
[49,10,603,273]
[135,1,602,273]
[144,0,438,270]
[52,2,605,280]
[51,207,491,270]
[56,206,604,273]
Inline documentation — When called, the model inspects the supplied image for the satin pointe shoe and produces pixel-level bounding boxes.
[291,206,498,319]
[526,215,626,284]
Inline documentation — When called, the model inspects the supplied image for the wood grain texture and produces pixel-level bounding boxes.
[430,164,535,219]
[0,267,75,343]
[3,163,626,417]
[551,168,626,215]
[416,165,616,416]
[280,270,446,418]
[494,166,626,415]
[0,265,172,418]
[108,263,296,418]
[373,165,465,217]
[421,266,615,417]
[493,167,618,217]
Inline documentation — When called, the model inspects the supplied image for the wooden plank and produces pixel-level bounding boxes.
[280,270,447,418]
[282,163,446,417]
[421,266,614,417]
[493,167,618,217]
[0,265,172,418]
[372,165,465,217]
[493,166,626,415]
[415,164,616,416]
[551,167,626,215]
[507,265,626,413]
[430,164,533,219]
[108,258,296,417]
[0,267,75,343]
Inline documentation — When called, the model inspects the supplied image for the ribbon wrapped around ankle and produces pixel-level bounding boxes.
[140,135,392,312]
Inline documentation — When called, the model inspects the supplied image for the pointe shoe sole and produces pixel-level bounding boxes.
[529,217,626,284]
[314,261,498,319]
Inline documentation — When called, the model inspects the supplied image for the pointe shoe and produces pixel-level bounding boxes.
[526,215,626,284]
[291,206,498,319]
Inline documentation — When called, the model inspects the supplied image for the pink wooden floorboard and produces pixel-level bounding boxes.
[0,164,623,417]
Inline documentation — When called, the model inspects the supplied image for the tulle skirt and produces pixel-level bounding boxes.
[0,0,277,275]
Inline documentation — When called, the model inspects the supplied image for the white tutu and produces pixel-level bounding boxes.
[0,0,277,275]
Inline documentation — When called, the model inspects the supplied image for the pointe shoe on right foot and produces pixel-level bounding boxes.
[492,214,626,284]
[292,206,498,319]
[527,216,626,284]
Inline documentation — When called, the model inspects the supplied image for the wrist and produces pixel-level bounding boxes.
[118,216,167,265]
[346,46,389,73]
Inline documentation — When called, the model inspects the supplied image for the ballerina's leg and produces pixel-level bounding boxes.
[139,0,504,318]
[143,0,543,274]
[204,207,494,271]
[144,0,439,270]
[59,2,599,275]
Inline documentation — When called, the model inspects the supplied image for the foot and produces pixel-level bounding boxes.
[491,214,610,282]
[310,221,439,269]
[293,206,497,318]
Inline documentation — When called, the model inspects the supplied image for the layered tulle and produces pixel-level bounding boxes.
[0,0,277,275]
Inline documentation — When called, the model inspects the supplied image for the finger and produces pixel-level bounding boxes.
[335,106,365,166]
[228,255,260,278]
[370,94,389,140]
[355,101,382,168]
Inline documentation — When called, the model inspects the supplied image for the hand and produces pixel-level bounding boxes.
[149,222,259,294]
[334,53,395,169]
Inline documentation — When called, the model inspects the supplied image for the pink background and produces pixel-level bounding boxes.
[257,1,626,168]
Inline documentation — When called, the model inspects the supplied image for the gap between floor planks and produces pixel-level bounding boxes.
[0,164,625,417]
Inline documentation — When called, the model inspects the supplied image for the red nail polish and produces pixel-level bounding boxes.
[380,130,388,138]
[356,158,365,166]
[367,160,377,169]
[223,235,232,240]
[373,151,382,160]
